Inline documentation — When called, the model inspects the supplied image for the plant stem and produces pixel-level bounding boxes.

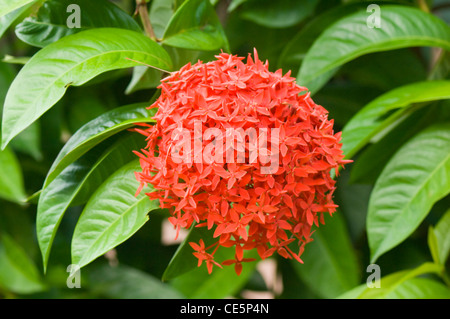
[136,0,157,41]
[417,0,430,13]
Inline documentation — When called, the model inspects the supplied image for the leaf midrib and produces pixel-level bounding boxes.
[75,193,152,266]
[45,117,155,187]
[371,150,450,261]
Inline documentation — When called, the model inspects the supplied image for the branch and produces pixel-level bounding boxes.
[136,0,157,41]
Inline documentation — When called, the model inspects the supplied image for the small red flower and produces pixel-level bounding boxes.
[134,49,351,275]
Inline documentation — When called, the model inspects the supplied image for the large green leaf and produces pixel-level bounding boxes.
[0,0,35,18]
[150,0,175,39]
[298,5,450,89]
[0,146,26,203]
[279,2,372,72]
[290,213,360,298]
[89,264,184,299]
[367,123,450,262]
[71,160,159,269]
[342,80,450,159]
[385,277,450,299]
[0,233,46,294]
[162,0,229,51]
[44,102,155,188]
[1,28,172,149]
[37,134,144,272]
[428,209,450,266]
[349,106,436,185]
[15,0,141,48]
[239,0,319,29]
[338,262,444,299]
[0,1,35,38]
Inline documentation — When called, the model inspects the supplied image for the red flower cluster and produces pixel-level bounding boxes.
[134,50,350,275]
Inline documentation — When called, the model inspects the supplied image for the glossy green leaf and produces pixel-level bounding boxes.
[0,1,35,38]
[125,65,162,94]
[385,277,450,299]
[37,134,144,272]
[0,147,26,203]
[0,233,46,294]
[44,102,155,188]
[170,248,258,298]
[150,0,174,39]
[89,264,184,299]
[342,80,450,159]
[1,28,172,149]
[239,0,319,29]
[349,106,436,185]
[71,160,159,269]
[428,209,450,265]
[162,0,229,51]
[15,0,141,48]
[368,123,450,262]
[298,5,450,89]
[338,262,444,299]
[0,0,35,18]
[290,213,360,298]
[279,2,371,72]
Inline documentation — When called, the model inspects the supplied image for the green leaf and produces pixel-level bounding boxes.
[0,0,35,18]
[290,213,360,298]
[71,160,159,269]
[361,262,442,299]
[125,65,162,94]
[0,147,26,203]
[37,134,145,272]
[162,225,216,281]
[150,0,175,40]
[349,106,436,185]
[0,1,34,38]
[1,27,172,149]
[44,102,155,188]
[385,277,450,299]
[342,80,450,159]
[298,5,450,89]
[367,123,450,263]
[0,233,46,294]
[89,264,184,299]
[170,248,258,298]
[279,2,371,72]
[239,0,319,29]
[15,0,141,48]
[428,209,450,265]
[338,262,444,299]
[162,0,229,51]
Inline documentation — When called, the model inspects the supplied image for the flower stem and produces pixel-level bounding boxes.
[136,0,157,41]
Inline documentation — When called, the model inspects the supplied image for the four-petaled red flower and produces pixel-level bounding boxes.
[134,49,351,275]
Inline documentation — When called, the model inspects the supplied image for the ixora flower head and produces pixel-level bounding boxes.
[133,49,351,275]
